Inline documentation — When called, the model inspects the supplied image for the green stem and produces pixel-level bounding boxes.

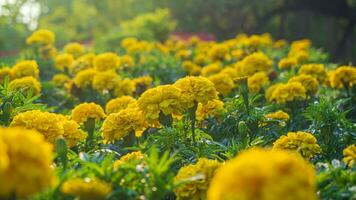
[189,101,198,144]
[84,118,96,150]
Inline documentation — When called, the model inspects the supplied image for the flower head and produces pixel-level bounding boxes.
[298,64,327,83]
[114,78,136,97]
[265,110,290,121]
[105,96,137,114]
[113,151,146,169]
[71,103,106,124]
[64,42,85,58]
[207,148,317,200]
[267,82,306,104]
[174,158,221,200]
[26,29,55,45]
[288,74,319,96]
[208,73,235,96]
[273,131,321,159]
[137,85,184,122]
[9,76,41,95]
[201,63,222,77]
[73,69,98,88]
[0,127,54,198]
[248,72,270,93]
[61,178,112,200]
[329,66,356,88]
[0,67,13,83]
[236,52,272,76]
[12,60,39,79]
[93,52,120,71]
[343,144,356,168]
[92,70,120,92]
[196,99,225,121]
[52,74,70,86]
[102,108,147,143]
[60,117,87,148]
[174,76,218,109]
[55,53,74,72]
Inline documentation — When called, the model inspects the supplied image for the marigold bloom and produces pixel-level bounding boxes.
[61,178,112,200]
[278,57,297,69]
[73,69,98,88]
[208,73,235,96]
[267,82,306,104]
[114,78,136,97]
[329,66,356,88]
[0,127,54,198]
[9,76,41,95]
[64,42,85,58]
[113,151,145,169]
[92,70,120,92]
[105,96,137,114]
[0,67,13,83]
[201,63,222,77]
[12,60,39,79]
[174,158,221,200]
[71,53,96,73]
[55,53,74,72]
[102,108,147,142]
[174,76,218,109]
[120,55,135,69]
[182,61,202,76]
[10,110,64,143]
[248,72,270,93]
[71,102,106,124]
[265,110,290,121]
[207,148,317,200]
[26,29,55,45]
[273,131,321,159]
[343,144,356,168]
[137,85,183,122]
[219,67,238,79]
[236,52,272,76]
[52,74,70,86]
[288,74,319,96]
[298,64,327,83]
[60,118,87,148]
[208,44,229,61]
[196,100,225,121]
[93,52,120,71]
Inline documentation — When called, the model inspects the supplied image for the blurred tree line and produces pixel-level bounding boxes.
[0,0,355,62]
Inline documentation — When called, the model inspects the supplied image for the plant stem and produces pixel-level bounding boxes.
[189,101,198,144]
[84,118,96,150]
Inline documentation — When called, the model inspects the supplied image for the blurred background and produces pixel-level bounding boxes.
[1,0,355,62]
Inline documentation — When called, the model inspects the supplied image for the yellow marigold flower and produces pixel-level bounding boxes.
[265,110,290,121]
[182,61,201,76]
[51,74,70,86]
[121,37,138,49]
[9,76,41,95]
[26,29,55,45]
[176,49,191,60]
[137,85,183,122]
[61,178,112,200]
[289,74,319,96]
[248,72,270,93]
[113,151,145,169]
[219,67,238,79]
[55,53,74,72]
[291,39,311,51]
[73,69,98,88]
[265,83,283,102]
[207,148,317,200]
[231,49,244,60]
[208,73,235,96]
[194,53,209,65]
[268,82,306,104]
[0,67,13,83]
[196,100,225,121]
[174,76,218,109]
[201,63,222,77]
[132,75,153,88]
[102,108,147,143]
[274,39,287,48]
[114,78,136,97]
[343,144,356,168]
[278,57,297,69]
[174,158,221,200]
[208,44,229,61]
[273,131,321,159]
[93,52,120,71]
[105,96,137,114]
[0,127,54,198]
[120,55,135,69]
[64,42,85,58]
[60,118,87,148]
[236,52,272,76]
[329,66,356,88]
[12,60,39,79]
[10,110,63,143]
[290,50,309,64]
[71,102,106,124]
[92,70,120,92]
[72,53,96,73]
[299,64,327,83]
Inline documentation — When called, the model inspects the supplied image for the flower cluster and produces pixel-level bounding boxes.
[71,102,106,124]
[266,82,306,103]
